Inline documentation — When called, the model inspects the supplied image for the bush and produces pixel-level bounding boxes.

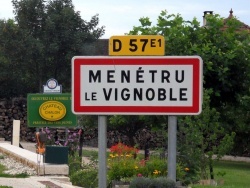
[70,168,98,188]
[69,161,82,175]
[108,142,170,181]
[68,154,82,175]
[141,157,168,178]
[149,177,176,188]
[108,142,139,181]
[108,157,137,181]
[129,177,152,188]
[129,177,176,188]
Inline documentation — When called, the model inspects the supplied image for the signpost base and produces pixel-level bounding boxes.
[168,115,177,181]
[98,115,107,188]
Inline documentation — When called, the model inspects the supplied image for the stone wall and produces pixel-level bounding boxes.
[0,97,35,141]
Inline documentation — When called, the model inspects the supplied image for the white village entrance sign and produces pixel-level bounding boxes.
[72,56,202,115]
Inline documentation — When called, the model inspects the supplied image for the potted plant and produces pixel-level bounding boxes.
[43,128,80,164]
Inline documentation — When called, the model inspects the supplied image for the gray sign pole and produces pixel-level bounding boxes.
[98,115,107,188]
[167,115,177,181]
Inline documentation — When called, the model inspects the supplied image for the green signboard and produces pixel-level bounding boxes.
[27,93,77,127]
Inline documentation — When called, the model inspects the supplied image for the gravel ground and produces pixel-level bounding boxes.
[0,152,36,175]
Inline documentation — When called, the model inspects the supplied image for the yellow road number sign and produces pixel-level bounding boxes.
[109,35,165,56]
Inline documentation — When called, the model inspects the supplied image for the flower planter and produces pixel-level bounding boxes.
[45,145,68,164]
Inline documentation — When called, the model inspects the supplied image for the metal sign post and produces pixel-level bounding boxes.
[168,115,177,181]
[98,115,107,188]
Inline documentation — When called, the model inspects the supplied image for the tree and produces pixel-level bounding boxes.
[0,19,33,97]
[178,89,235,183]
[129,11,250,108]
[109,115,148,147]
[127,10,250,156]
[41,0,104,91]
[0,0,105,97]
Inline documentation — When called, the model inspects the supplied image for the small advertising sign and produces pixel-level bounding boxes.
[43,78,62,93]
[27,93,77,127]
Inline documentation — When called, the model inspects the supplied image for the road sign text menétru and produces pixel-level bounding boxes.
[82,65,191,105]
[72,56,202,115]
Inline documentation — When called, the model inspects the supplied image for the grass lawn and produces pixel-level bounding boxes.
[82,149,98,160]
[191,160,250,188]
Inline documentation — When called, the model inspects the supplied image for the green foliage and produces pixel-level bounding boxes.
[150,177,176,188]
[220,95,250,156]
[108,155,138,181]
[68,153,82,175]
[127,9,250,158]
[0,173,29,178]
[108,115,168,148]
[129,177,176,188]
[192,161,250,187]
[129,177,151,188]
[139,157,168,178]
[0,0,105,97]
[70,168,98,188]
[216,171,226,178]
[178,89,235,182]
[0,163,6,173]
[0,19,31,97]
[68,160,81,176]
[129,10,250,109]
[108,143,139,181]
[81,150,98,160]
[109,115,146,146]
[68,149,98,187]
[108,143,185,183]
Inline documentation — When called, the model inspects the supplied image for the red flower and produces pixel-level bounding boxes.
[110,143,138,156]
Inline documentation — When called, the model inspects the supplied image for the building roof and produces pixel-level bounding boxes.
[223,9,250,31]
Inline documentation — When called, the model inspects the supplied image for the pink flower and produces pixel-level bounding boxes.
[64,141,68,146]
[137,173,143,177]
[78,129,82,135]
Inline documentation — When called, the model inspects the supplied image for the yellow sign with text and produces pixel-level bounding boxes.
[109,35,165,56]
[39,101,66,121]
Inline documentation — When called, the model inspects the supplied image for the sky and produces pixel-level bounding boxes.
[0,0,249,39]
